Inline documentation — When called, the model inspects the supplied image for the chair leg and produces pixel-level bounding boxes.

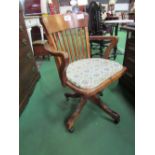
[99,42,103,57]
[66,97,87,132]
[91,95,120,123]
[64,92,81,101]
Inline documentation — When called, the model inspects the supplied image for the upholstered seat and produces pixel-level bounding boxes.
[66,58,123,89]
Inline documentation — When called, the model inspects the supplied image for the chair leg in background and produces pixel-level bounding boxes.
[66,97,87,133]
[91,95,120,124]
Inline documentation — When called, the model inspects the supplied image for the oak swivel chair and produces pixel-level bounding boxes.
[42,13,127,132]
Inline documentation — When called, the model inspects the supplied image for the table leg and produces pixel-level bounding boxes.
[26,28,34,54]
[39,26,44,42]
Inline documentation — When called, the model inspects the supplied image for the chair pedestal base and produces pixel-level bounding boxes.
[65,92,120,133]
[66,96,87,132]
[90,95,120,123]
[64,93,81,101]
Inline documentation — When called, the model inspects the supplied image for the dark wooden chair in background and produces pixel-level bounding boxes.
[42,13,127,132]
[87,1,113,57]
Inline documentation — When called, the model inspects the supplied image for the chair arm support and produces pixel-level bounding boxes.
[44,43,69,85]
[89,35,118,59]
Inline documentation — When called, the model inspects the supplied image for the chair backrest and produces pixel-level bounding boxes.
[42,13,91,67]
[87,1,104,35]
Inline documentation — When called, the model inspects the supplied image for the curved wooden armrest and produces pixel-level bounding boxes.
[44,43,69,85]
[89,35,118,59]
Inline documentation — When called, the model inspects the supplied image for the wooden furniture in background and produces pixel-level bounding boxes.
[24,18,50,59]
[19,4,40,114]
[87,1,112,57]
[104,19,134,59]
[59,0,70,6]
[128,12,135,20]
[49,0,60,14]
[120,26,135,96]
[129,0,135,20]
[33,40,50,59]
[24,0,58,59]
[24,0,41,15]
[24,16,44,52]
[42,13,127,132]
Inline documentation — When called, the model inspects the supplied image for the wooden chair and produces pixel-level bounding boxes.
[87,1,112,57]
[42,13,127,132]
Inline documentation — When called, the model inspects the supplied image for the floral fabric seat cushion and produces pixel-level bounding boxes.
[66,58,123,89]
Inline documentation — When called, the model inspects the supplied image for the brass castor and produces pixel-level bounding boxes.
[64,94,69,101]
[65,119,74,133]
[99,92,103,96]
[113,117,120,124]
[111,110,120,124]
[68,127,74,133]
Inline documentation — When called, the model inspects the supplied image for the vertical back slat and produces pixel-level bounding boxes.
[61,31,71,62]
[79,28,86,58]
[56,32,65,51]
[85,27,91,58]
[75,28,82,59]
[53,33,59,50]
[65,30,74,62]
[82,28,88,58]
[58,32,67,52]
[70,29,78,60]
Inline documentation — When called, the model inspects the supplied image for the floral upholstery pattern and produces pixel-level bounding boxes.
[66,58,123,89]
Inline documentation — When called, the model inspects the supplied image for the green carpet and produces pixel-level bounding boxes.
[19,30,134,155]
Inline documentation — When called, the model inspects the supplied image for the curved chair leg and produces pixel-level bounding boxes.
[66,97,87,132]
[91,95,120,123]
[64,92,81,101]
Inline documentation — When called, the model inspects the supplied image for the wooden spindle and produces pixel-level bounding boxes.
[65,30,74,62]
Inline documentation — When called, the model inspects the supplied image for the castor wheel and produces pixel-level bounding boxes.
[64,94,69,101]
[99,92,103,96]
[65,119,74,133]
[68,127,74,133]
[113,117,120,124]
[66,97,69,101]
[111,110,120,123]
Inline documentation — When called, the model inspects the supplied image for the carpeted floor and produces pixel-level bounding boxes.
[19,30,135,155]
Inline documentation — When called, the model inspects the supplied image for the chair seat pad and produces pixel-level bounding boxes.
[66,58,123,89]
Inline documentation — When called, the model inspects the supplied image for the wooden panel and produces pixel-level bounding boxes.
[19,3,40,114]
[119,26,135,96]
[42,13,89,33]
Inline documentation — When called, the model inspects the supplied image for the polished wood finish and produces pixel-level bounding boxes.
[66,96,87,131]
[91,95,120,123]
[19,3,40,114]
[120,26,135,96]
[42,13,127,132]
